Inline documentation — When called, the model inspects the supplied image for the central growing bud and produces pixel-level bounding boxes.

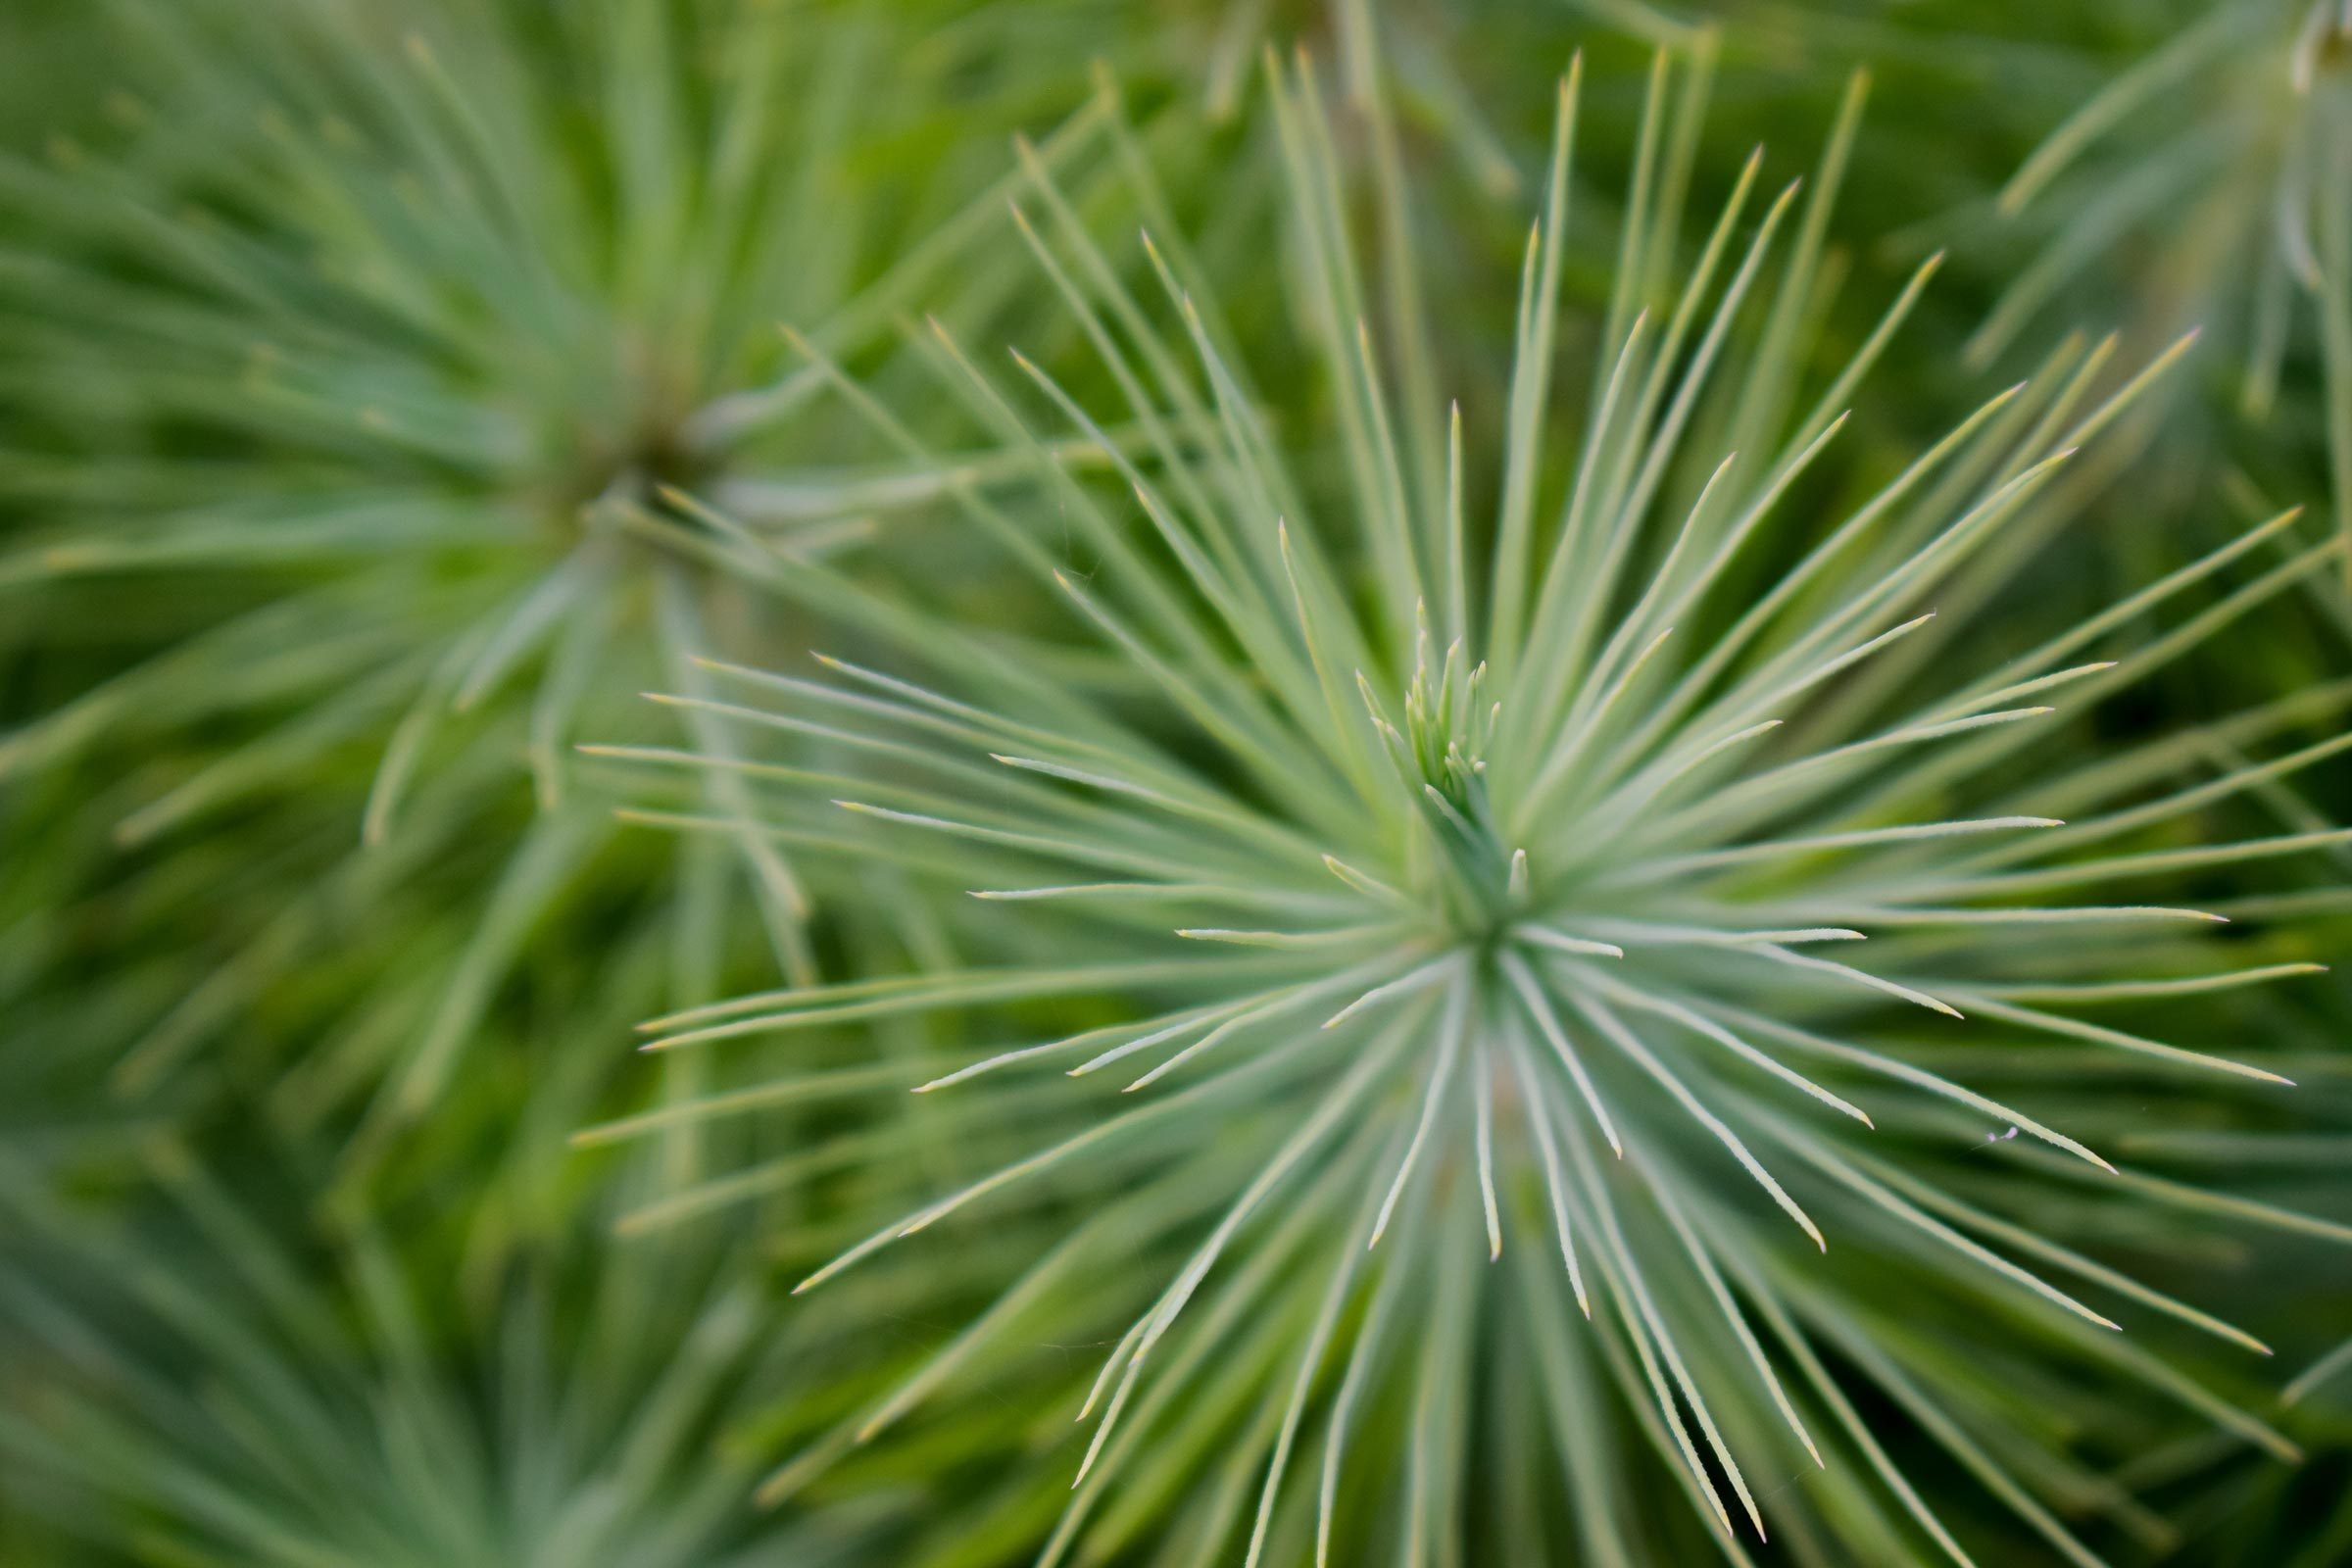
[541,343,712,527]
[1365,615,1525,945]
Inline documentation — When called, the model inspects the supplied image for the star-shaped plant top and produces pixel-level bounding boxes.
[0,0,1152,1194]
[606,50,2352,1566]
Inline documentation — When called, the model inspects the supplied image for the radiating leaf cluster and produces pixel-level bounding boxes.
[596,46,2352,1565]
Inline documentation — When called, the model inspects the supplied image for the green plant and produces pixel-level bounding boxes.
[0,1135,858,1568]
[11,4,2352,1563]
[0,0,1152,1211]
[1966,2,2352,599]
[590,49,2352,1564]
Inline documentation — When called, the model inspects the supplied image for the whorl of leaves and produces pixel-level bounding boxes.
[0,0,1150,1200]
[593,50,2352,1567]
[0,1141,857,1568]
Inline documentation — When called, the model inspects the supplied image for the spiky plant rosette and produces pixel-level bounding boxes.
[0,0,1169,1200]
[593,52,2352,1564]
[0,1128,874,1568]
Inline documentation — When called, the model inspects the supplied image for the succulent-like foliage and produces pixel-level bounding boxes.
[0,0,1145,1202]
[600,51,2352,1563]
[0,1142,857,1568]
